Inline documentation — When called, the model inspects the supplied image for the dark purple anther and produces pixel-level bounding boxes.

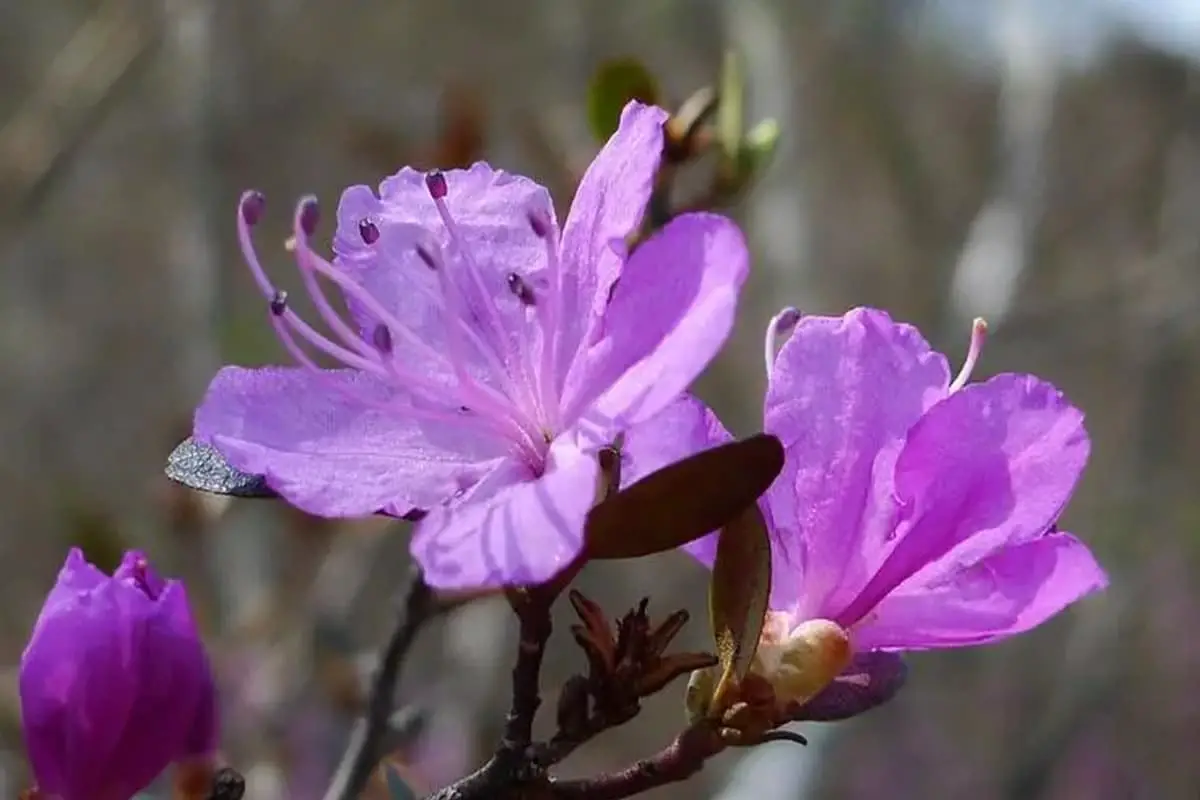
[358,218,379,245]
[425,170,448,199]
[527,208,551,238]
[270,290,289,316]
[241,191,265,226]
[371,323,393,355]
[506,272,536,306]
[415,245,438,271]
[298,196,320,236]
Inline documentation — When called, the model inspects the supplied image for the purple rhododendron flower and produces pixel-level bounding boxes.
[20,549,217,800]
[628,307,1106,710]
[192,101,749,589]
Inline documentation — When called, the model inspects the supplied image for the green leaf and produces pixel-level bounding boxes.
[708,503,772,712]
[584,433,784,560]
[384,765,419,800]
[716,50,744,162]
[587,58,661,142]
[738,118,781,179]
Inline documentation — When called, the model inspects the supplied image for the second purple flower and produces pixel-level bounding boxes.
[192,101,749,590]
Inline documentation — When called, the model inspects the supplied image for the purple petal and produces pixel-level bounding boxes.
[21,579,139,799]
[410,438,600,589]
[791,651,908,722]
[115,581,217,780]
[761,309,950,616]
[556,102,667,375]
[615,394,735,569]
[194,366,505,518]
[852,532,1106,650]
[335,165,558,398]
[839,373,1089,626]
[564,213,749,432]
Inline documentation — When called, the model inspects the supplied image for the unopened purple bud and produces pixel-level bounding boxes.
[270,290,288,316]
[371,323,393,354]
[240,191,265,226]
[359,218,379,245]
[425,170,448,199]
[506,272,536,306]
[527,208,552,238]
[20,549,217,800]
[298,196,320,236]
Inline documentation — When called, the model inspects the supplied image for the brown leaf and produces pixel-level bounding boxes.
[635,651,719,697]
[708,504,772,712]
[583,433,784,560]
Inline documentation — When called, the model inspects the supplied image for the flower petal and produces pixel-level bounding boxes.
[852,532,1106,650]
[761,309,950,617]
[839,373,1089,626]
[335,165,558,398]
[612,394,734,568]
[193,366,504,518]
[564,213,749,432]
[410,438,601,589]
[556,102,667,374]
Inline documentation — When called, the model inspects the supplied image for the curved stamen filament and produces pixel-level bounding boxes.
[402,242,529,409]
[949,317,988,393]
[533,210,563,428]
[265,309,516,440]
[763,307,802,377]
[238,192,538,449]
[291,235,529,436]
[428,184,514,374]
[291,198,378,360]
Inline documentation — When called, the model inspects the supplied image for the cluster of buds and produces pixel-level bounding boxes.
[549,591,716,756]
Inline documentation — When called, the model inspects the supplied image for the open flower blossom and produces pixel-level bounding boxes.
[20,549,217,800]
[191,101,749,589]
[626,307,1107,716]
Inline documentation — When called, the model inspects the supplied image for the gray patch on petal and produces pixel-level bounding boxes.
[165,437,276,498]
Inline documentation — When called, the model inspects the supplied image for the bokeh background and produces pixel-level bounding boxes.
[1,0,1196,797]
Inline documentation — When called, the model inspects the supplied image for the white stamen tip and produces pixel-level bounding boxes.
[950,317,989,393]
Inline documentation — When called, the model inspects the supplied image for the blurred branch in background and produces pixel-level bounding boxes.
[0,0,155,227]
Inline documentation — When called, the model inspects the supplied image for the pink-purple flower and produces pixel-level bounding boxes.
[20,550,217,800]
[191,101,749,589]
[629,307,1106,712]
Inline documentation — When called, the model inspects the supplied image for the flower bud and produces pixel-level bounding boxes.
[756,618,851,708]
[19,549,218,800]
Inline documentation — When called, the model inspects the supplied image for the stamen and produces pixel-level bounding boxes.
[241,191,265,226]
[359,218,380,245]
[290,197,379,361]
[265,311,515,440]
[236,192,385,376]
[763,307,802,376]
[415,244,439,270]
[371,323,393,355]
[949,317,988,393]
[294,235,539,445]
[425,172,545,429]
[270,290,288,316]
[530,205,564,424]
[506,272,536,306]
[425,170,448,199]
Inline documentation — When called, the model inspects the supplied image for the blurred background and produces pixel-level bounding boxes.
[0,0,1196,797]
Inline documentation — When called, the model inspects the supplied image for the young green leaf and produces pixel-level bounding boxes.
[583,433,784,560]
[586,58,661,142]
[708,503,772,712]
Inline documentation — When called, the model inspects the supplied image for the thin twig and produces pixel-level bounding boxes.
[501,586,555,751]
[547,720,725,800]
[322,568,436,800]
